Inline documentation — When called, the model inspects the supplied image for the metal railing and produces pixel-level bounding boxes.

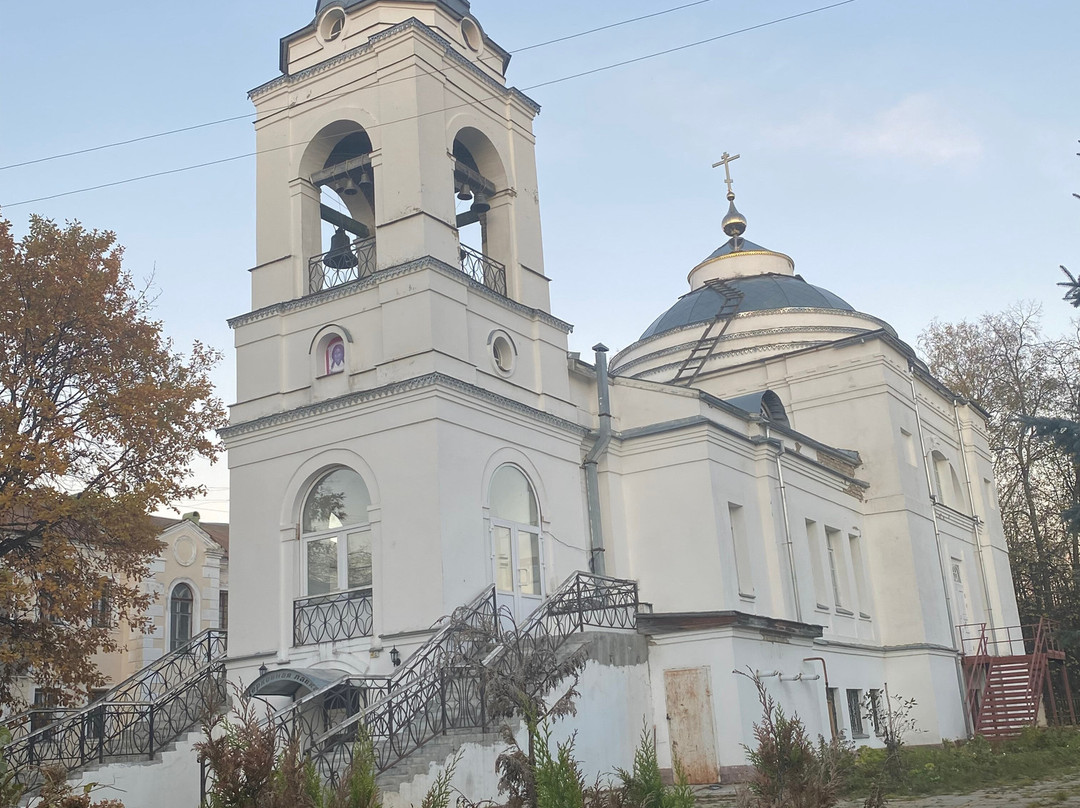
[4,629,227,794]
[309,237,377,293]
[271,586,498,753]
[311,572,637,781]
[957,621,1058,658]
[458,244,507,297]
[293,587,374,646]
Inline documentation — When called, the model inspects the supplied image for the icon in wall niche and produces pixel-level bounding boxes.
[325,337,345,375]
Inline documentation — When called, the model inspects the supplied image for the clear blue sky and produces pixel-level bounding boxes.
[2,0,1078,520]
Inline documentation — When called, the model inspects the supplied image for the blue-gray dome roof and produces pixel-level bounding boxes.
[640,274,854,341]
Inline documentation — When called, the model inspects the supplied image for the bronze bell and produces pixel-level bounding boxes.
[323,227,358,269]
[471,191,491,214]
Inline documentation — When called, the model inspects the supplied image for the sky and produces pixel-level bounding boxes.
[1,0,1078,522]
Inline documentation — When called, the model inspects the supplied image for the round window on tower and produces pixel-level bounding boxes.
[460,17,484,53]
[319,8,346,43]
[489,330,516,376]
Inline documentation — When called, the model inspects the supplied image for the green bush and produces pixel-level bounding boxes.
[844,727,1080,798]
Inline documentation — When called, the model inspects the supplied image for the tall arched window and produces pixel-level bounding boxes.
[302,468,372,596]
[490,465,543,616]
[169,583,194,651]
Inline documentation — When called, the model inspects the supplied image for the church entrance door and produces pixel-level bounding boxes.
[664,667,720,784]
[488,465,545,625]
[492,521,543,624]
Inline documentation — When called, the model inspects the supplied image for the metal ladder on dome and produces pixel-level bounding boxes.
[670,278,744,386]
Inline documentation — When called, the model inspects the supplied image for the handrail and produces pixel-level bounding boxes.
[5,631,227,794]
[311,572,638,780]
[269,585,497,751]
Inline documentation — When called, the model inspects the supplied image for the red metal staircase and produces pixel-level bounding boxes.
[959,619,1074,739]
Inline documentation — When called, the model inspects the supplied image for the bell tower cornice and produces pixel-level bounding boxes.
[276,1,511,79]
[251,17,537,116]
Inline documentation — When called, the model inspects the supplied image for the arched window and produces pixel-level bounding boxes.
[304,125,377,294]
[489,465,543,612]
[452,129,508,297]
[169,583,194,651]
[302,468,372,596]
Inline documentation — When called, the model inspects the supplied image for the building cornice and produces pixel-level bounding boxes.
[220,372,587,440]
[637,610,824,640]
[252,17,540,116]
[228,255,572,334]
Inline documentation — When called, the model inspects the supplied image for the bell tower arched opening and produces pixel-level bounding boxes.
[452,128,509,297]
[303,123,377,295]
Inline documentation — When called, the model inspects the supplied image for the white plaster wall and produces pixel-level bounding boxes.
[386,652,652,808]
[66,730,204,808]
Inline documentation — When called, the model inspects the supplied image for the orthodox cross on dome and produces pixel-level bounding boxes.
[712,152,741,201]
[712,152,747,240]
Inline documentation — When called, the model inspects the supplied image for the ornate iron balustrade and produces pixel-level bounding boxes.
[5,630,227,794]
[293,587,374,646]
[309,237,377,294]
[272,586,497,752]
[458,244,507,297]
[311,573,636,781]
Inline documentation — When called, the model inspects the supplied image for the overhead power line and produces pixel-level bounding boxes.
[2,0,858,209]
[0,0,716,173]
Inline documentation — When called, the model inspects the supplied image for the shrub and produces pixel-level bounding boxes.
[735,670,851,808]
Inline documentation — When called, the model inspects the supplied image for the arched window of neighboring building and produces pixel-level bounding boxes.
[301,467,373,596]
[169,583,194,651]
[489,465,543,615]
[930,450,949,504]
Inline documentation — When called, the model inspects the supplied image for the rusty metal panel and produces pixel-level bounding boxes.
[664,667,719,784]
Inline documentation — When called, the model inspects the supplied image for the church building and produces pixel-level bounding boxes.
[9,1,1034,804]
[220,0,1021,791]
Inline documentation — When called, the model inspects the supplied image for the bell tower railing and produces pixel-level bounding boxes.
[458,244,507,297]
[309,236,377,293]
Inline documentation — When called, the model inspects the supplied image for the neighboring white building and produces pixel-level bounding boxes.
[11,1,1028,801]
[220,0,1021,788]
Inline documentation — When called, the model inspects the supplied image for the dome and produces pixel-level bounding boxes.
[640,273,854,341]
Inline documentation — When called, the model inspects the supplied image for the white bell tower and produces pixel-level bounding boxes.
[224,1,589,679]
[248,0,549,313]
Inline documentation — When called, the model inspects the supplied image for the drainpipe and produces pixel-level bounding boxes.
[583,344,611,576]
[909,366,972,737]
[953,400,995,633]
[765,425,802,624]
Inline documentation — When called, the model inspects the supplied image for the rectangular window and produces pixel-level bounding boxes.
[825,688,840,740]
[951,557,970,626]
[346,531,372,589]
[826,527,849,610]
[849,534,871,618]
[494,526,513,592]
[219,591,229,631]
[31,688,59,732]
[306,536,338,596]
[805,519,828,608]
[983,477,997,510]
[91,584,112,629]
[869,689,884,736]
[900,428,917,466]
[518,531,542,595]
[729,503,754,597]
[847,688,865,737]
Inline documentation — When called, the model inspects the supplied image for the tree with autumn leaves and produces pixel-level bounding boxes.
[0,213,228,708]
